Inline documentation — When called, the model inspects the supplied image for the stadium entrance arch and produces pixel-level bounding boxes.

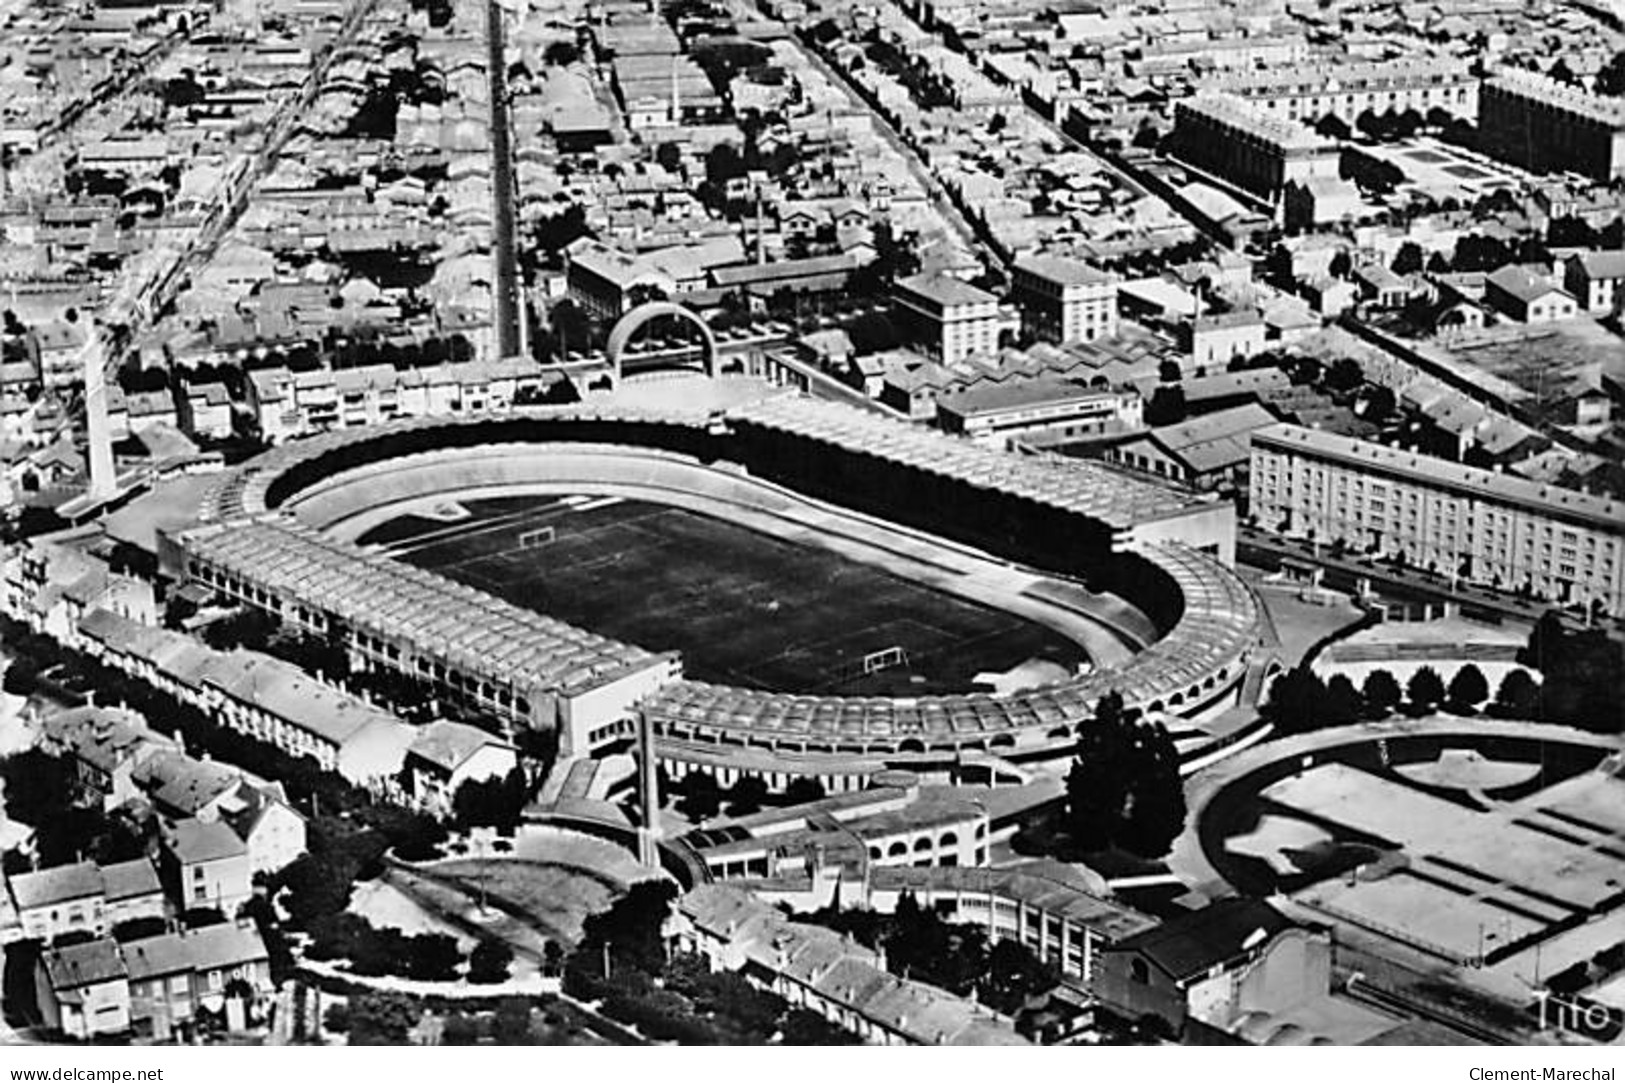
[605,301,718,382]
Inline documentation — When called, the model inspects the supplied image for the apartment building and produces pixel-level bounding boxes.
[1249,424,1625,617]
[936,379,1142,448]
[1478,69,1625,182]
[892,274,1019,366]
[1172,94,1340,202]
[1010,255,1121,344]
[246,358,553,444]
[1210,58,1478,125]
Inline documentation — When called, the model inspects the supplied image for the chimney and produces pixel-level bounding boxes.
[669,55,681,123]
[755,189,767,267]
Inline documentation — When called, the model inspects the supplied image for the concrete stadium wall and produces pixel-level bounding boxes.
[198,412,1263,779]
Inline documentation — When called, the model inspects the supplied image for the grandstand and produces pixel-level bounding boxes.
[176,517,681,757]
[167,396,1268,786]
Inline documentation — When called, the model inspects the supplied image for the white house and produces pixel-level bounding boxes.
[405,720,518,816]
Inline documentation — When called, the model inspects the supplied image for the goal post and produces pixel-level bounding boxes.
[517,526,556,549]
[862,646,908,675]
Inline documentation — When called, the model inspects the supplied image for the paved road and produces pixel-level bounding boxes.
[864,0,1197,256]
[485,0,521,357]
[772,12,994,273]
[107,0,383,361]
[1238,526,1624,639]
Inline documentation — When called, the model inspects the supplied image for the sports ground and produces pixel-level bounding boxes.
[359,495,1086,696]
[1190,725,1625,996]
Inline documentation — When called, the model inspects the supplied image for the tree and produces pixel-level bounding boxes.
[441,1011,482,1045]
[1265,666,1328,735]
[1323,674,1364,726]
[1597,50,1625,96]
[705,142,747,187]
[982,937,1060,1015]
[201,606,277,652]
[1519,610,1566,669]
[468,938,514,984]
[1359,385,1397,423]
[323,1002,352,1034]
[1493,669,1540,718]
[543,40,580,67]
[346,992,420,1045]
[844,312,900,355]
[1530,626,1624,733]
[1064,692,1186,857]
[542,940,565,977]
[405,933,463,981]
[1065,691,1128,851]
[1158,359,1183,383]
[781,1007,861,1044]
[578,879,678,977]
[548,299,590,358]
[111,917,169,942]
[1324,357,1364,394]
[1446,664,1489,713]
[1145,385,1186,426]
[726,776,769,816]
[1391,241,1424,275]
[1329,250,1352,279]
[1116,719,1187,858]
[1547,215,1600,249]
[533,204,589,256]
[1315,113,1350,140]
[1407,665,1446,712]
[1452,234,1512,273]
[676,772,722,821]
[181,908,228,929]
[783,777,826,806]
[451,768,528,833]
[1362,669,1402,717]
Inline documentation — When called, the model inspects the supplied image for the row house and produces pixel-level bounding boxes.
[246,357,552,443]
[35,923,271,1040]
[4,858,165,945]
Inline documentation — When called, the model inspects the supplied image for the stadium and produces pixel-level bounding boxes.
[159,388,1272,789]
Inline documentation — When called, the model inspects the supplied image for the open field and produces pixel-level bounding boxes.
[362,495,1086,695]
[1450,319,1625,407]
[427,860,621,946]
[1268,763,1624,912]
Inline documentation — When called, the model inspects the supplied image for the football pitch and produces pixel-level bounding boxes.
[360,495,1085,695]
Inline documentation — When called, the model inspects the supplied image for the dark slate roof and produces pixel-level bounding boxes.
[1105,898,1293,982]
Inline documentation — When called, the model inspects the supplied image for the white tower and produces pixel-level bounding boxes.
[83,332,116,502]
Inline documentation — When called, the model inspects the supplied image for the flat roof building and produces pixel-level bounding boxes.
[892,274,1019,367]
[1172,94,1340,203]
[1210,57,1478,124]
[1010,255,1120,346]
[1250,423,1625,617]
[936,378,1142,449]
[1479,69,1625,182]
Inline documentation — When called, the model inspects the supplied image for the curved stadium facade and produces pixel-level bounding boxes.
[160,393,1269,788]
